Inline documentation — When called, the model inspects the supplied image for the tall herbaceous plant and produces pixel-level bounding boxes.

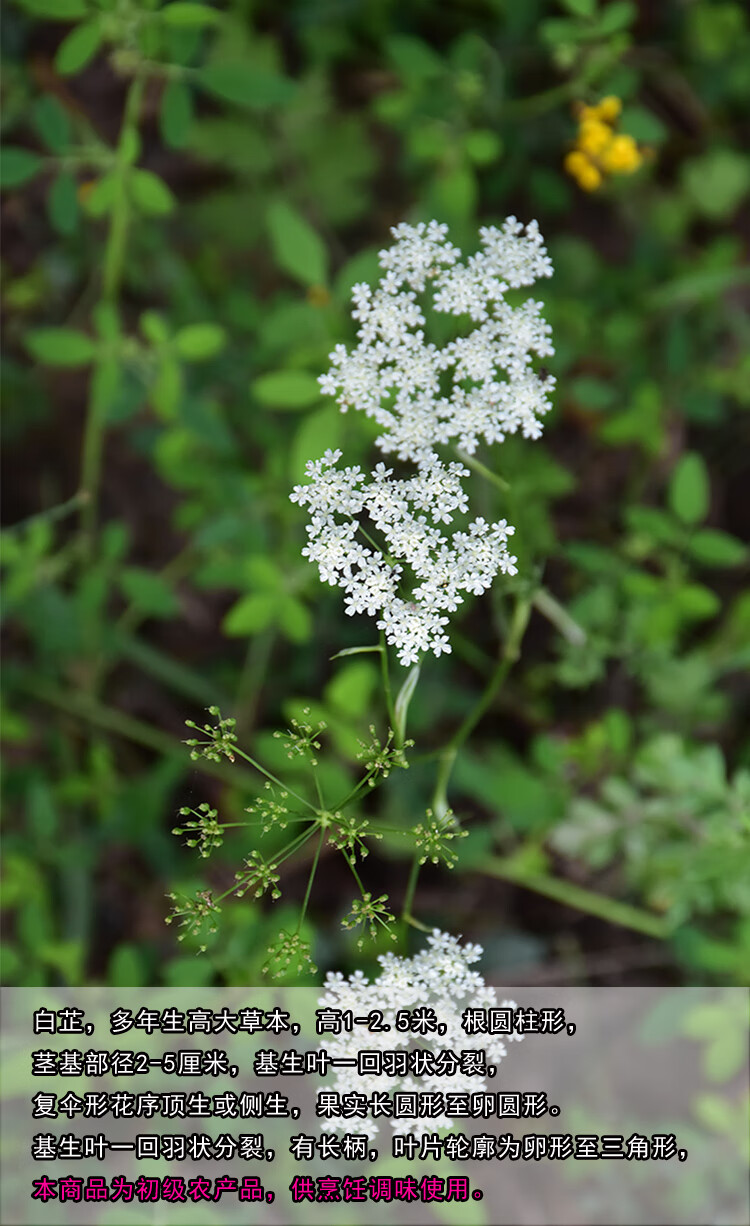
[171,218,566,975]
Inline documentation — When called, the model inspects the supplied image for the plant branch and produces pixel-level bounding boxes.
[481,856,672,940]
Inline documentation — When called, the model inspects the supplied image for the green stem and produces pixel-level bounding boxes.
[401,854,421,928]
[431,746,458,822]
[431,595,531,817]
[28,677,318,813]
[233,627,276,739]
[482,856,672,940]
[102,75,145,302]
[114,632,228,709]
[79,73,145,562]
[451,630,494,674]
[311,763,325,809]
[274,826,318,869]
[8,490,90,534]
[333,768,377,812]
[24,679,267,795]
[379,631,397,735]
[533,587,586,646]
[346,857,366,895]
[456,448,511,493]
[231,746,317,812]
[502,79,581,120]
[359,525,396,567]
[297,831,325,929]
[454,596,530,749]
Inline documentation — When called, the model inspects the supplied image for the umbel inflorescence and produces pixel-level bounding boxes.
[317,928,521,1140]
[291,218,554,666]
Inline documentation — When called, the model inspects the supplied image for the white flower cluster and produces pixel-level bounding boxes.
[291,218,554,665]
[317,929,521,1140]
[291,450,518,666]
[320,218,554,463]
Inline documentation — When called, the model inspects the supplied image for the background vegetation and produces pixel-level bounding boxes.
[2,0,749,991]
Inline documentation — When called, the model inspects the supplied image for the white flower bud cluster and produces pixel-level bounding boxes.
[317,928,521,1140]
[291,219,554,665]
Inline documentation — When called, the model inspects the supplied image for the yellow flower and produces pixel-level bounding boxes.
[578,95,622,124]
[600,133,642,174]
[578,104,602,124]
[597,95,622,122]
[564,151,602,192]
[578,118,614,157]
[576,161,603,192]
[566,95,648,189]
[564,151,587,177]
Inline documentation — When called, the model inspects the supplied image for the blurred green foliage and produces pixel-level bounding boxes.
[2,0,749,988]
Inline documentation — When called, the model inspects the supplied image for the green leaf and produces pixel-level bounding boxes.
[159,79,193,149]
[559,0,597,17]
[290,405,342,481]
[174,323,226,361]
[704,1030,748,1082]
[196,63,294,110]
[47,171,79,234]
[267,200,328,287]
[386,34,444,82]
[130,169,175,215]
[161,1,221,25]
[571,374,615,412]
[394,664,420,742]
[243,555,281,590]
[595,0,636,35]
[108,943,149,987]
[252,370,321,409]
[674,583,721,620]
[25,328,97,366]
[326,660,376,718]
[540,17,583,47]
[164,956,215,986]
[648,265,750,311]
[682,149,750,220]
[151,357,183,419]
[625,505,684,548]
[329,645,383,661]
[32,95,72,153]
[464,129,503,166]
[140,311,170,346]
[429,164,477,222]
[334,247,381,304]
[81,173,116,218]
[668,452,710,526]
[279,597,312,643]
[692,1093,736,1135]
[0,147,43,189]
[619,105,667,145]
[689,528,747,568]
[55,19,103,76]
[222,592,277,636]
[119,567,178,618]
